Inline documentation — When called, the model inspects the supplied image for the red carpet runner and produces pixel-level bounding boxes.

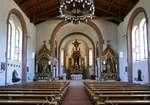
[62,85,92,105]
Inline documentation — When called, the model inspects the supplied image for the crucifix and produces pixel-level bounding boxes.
[72,39,81,68]
[72,39,80,51]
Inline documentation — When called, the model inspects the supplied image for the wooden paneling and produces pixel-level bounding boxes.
[14,0,139,24]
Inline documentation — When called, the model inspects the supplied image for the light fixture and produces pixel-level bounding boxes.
[59,0,95,24]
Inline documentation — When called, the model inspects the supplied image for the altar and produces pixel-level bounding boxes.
[71,74,83,80]
[66,40,86,79]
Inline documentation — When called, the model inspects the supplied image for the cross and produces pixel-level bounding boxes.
[72,39,80,50]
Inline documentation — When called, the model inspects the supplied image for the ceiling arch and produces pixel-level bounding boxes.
[50,20,104,56]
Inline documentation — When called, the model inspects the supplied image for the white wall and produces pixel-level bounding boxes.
[55,23,98,46]
[26,24,36,82]
[36,19,118,53]
[118,0,150,83]
[0,0,36,85]
[94,19,118,51]
[36,20,61,52]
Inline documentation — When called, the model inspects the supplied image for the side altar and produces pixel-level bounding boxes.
[34,41,52,81]
[100,44,119,80]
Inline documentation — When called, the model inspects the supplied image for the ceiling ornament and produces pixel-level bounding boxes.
[59,0,95,24]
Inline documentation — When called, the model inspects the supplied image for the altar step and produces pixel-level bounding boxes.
[71,74,83,80]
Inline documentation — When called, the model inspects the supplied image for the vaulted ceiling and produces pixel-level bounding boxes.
[14,0,139,25]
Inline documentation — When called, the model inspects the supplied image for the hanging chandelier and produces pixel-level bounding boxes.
[59,0,95,24]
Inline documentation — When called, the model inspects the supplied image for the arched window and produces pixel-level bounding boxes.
[14,27,22,61]
[7,16,22,61]
[89,48,93,66]
[132,17,148,62]
[7,22,12,59]
[60,48,64,66]
[139,18,148,59]
[6,9,27,84]
[127,8,149,83]
[132,26,139,61]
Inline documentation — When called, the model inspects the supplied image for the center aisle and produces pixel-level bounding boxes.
[62,80,92,105]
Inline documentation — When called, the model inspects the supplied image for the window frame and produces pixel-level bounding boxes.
[132,18,148,62]
[89,48,93,66]
[7,22,12,59]
[7,20,22,61]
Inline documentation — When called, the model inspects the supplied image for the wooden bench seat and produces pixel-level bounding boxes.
[84,82,150,90]
[96,100,150,105]
[0,94,61,104]
[0,82,69,95]
[93,94,150,103]
[92,90,150,95]
[0,88,63,91]
[87,89,150,104]
[0,81,69,105]
[0,84,69,100]
[90,88,150,91]
[0,90,68,102]
[87,90,150,98]
[104,100,150,105]
[0,90,64,98]
[0,94,56,99]
[0,100,58,105]
[0,90,60,94]
[85,85,150,91]
[1,82,69,91]
[84,81,150,105]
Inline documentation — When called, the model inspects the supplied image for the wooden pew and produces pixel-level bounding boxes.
[92,90,150,95]
[0,94,56,100]
[0,92,64,103]
[0,100,58,105]
[85,87,150,99]
[2,81,70,96]
[0,94,59,104]
[0,81,69,105]
[93,94,150,104]
[104,100,150,105]
[84,83,150,91]
[84,81,150,105]
[0,90,64,100]
[0,81,69,94]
